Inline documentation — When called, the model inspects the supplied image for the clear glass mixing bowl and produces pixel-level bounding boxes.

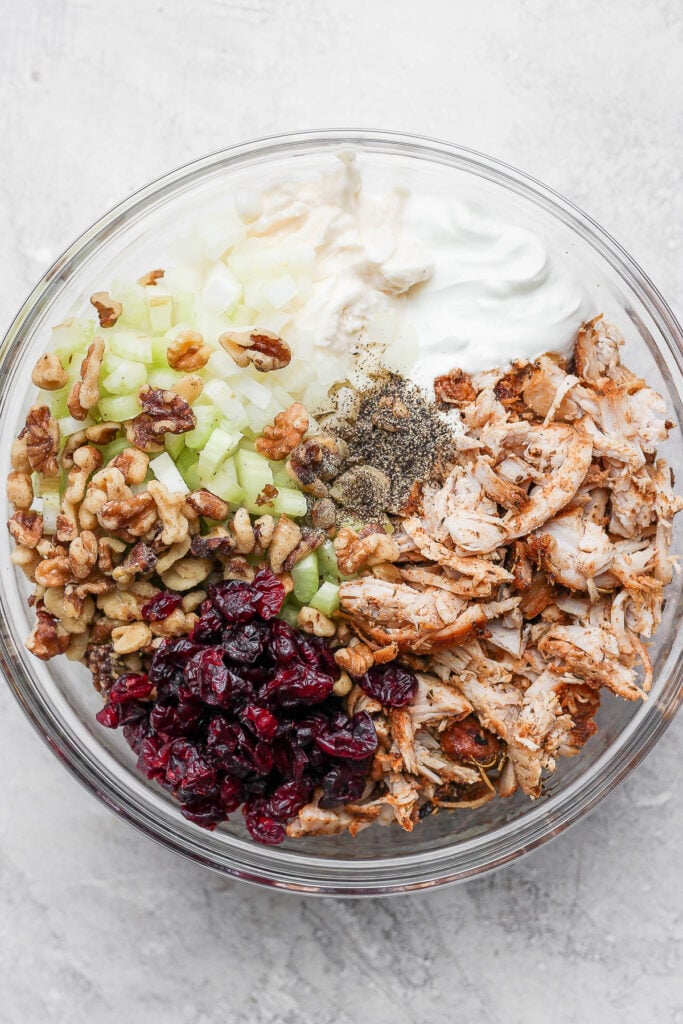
[1,130,681,895]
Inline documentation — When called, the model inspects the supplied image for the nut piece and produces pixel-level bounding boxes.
[148,480,189,546]
[190,527,235,559]
[231,507,255,555]
[253,514,274,551]
[297,606,336,637]
[98,492,158,538]
[268,516,302,574]
[160,556,212,591]
[167,330,211,371]
[334,642,375,677]
[111,540,157,582]
[334,526,400,575]
[67,336,105,420]
[332,671,354,698]
[222,556,255,582]
[155,537,191,574]
[111,622,153,654]
[6,471,33,510]
[186,489,229,522]
[25,608,71,660]
[170,374,203,405]
[283,527,326,571]
[372,642,399,665]
[11,436,31,472]
[8,510,43,548]
[21,405,60,476]
[85,422,120,445]
[255,402,309,460]
[433,369,477,406]
[110,447,149,485]
[10,544,42,580]
[286,435,348,498]
[219,329,291,372]
[311,497,336,532]
[138,268,165,286]
[31,353,68,391]
[90,291,123,329]
[126,386,196,451]
[68,530,99,580]
[34,556,72,588]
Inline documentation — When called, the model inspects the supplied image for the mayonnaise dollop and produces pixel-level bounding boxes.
[248,155,433,353]
[242,155,596,384]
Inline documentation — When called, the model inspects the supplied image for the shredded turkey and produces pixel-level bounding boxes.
[287,317,682,838]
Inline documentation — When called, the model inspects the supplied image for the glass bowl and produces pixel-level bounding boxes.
[1,130,682,896]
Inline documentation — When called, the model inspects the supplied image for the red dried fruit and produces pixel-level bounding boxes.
[140,591,183,622]
[359,663,418,708]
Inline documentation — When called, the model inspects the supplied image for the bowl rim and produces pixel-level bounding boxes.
[1,128,682,896]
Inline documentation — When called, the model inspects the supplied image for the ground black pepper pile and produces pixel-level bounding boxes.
[329,372,455,519]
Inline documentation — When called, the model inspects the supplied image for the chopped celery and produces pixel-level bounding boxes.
[149,452,190,495]
[176,448,201,490]
[269,459,294,488]
[174,290,196,325]
[184,406,221,450]
[151,336,171,366]
[102,351,126,376]
[98,393,142,422]
[164,433,185,460]
[278,602,301,628]
[101,437,130,464]
[201,379,235,408]
[110,332,153,364]
[234,447,273,495]
[270,487,307,518]
[317,539,340,580]
[57,414,86,438]
[40,476,61,535]
[201,457,245,505]
[102,360,147,395]
[292,550,319,604]
[51,317,94,353]
[42,387,69,419]
[197,427,242,477]
[147,288,174,334]
[239,375,271,409]
[147,367,183,389]
[309,581,340,617]
[111,280,150,330]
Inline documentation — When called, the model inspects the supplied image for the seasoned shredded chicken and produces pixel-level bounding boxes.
[289,318,682,837]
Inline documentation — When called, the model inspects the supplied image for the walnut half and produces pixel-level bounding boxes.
[219,330,291,372]
[255,402,309,460]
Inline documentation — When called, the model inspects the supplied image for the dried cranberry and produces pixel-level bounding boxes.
[314,711,378,760]
[243,800,286,845]
[269,619,299,663]
[241,704,278,741]
[166,738,217,797]
[109,673,154,704]
[251,567,285,619]
[190,605,224,643]
[140,591,183,622]
[117,699,149,727]
[266,779,312,820]
[183,648,230,705]
[137,735,172,780]
[123,717,149,755]
[292,713,328,746]
[222,621,267,664]
[319,765,366,808]
[180,798,224,830]
[219,776,243,813]
[263,665,335,707]
[96,702,121,728]
[149,637,203,683]
[359,664,418,708]
[253,741,274,776]
[208,580,257,622]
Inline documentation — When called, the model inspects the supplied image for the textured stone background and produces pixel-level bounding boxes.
[1,2,681,1021]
